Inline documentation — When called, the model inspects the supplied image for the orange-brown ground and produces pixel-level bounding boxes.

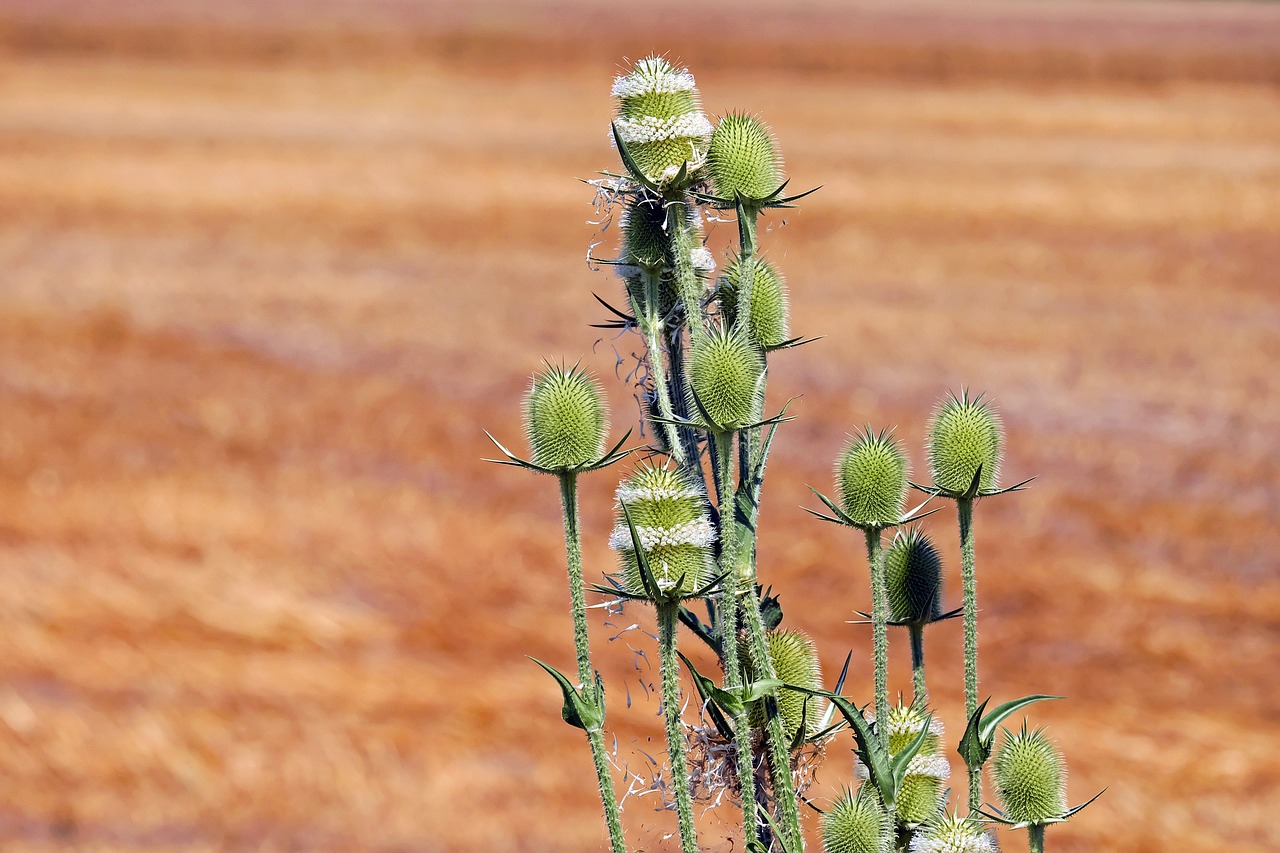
[0,2,1277,851]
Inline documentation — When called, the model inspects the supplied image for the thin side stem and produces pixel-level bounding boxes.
[864,527,890,756]
[909,624,928,702]
[658,603,698,853]
[667,199,706,344]
[557,474,627,853]
[958,496,980,812]
[1028,824,1046,853]
[639,268,686,465]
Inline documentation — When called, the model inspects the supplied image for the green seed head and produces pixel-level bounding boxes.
[612,57,712,185]
[687,326,765,431]
[748,629,823,740]
[926,390,1003,494]
[708,113,783,202]
[609,463,714,600]
[994,726,1068,825]
[895,772,946,827]
[821,788,892,853]
[522,364,608,471]
[885,703,945,756]
[721,255,791,349]
[621,197,670,274]
[885,528,944,624]
[908,814,997,853]
[835,427,910,527]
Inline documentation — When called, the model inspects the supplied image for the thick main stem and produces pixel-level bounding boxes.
[639,268,686,465]
[658,603,698,853]
[667,199,705,345]
[558,475,627,853]
[864,527,890,756]
[909,624,928,702]
[958,496,980,813]
[715,432,758,840]
[1028,824,1046,853]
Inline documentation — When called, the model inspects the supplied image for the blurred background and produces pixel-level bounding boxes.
[0,0,1277,850]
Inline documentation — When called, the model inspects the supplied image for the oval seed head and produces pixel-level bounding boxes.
[522,364,608,471]
[908,813,998,853]
[612,57,712,185]
[721,255,791,349]
[994,727,1068,825]
[749,630,824,740]
[609,463,715,600]
[835,428,910,527]
[885,528,944,624]
[621,197,670,274]
[895,768,947,827]
[926,390,1003,494]
[708,113,783,202]
[822,788,892,853]
[687,326,765,431]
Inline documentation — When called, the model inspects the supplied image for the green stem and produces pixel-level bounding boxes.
[667,199,705,344]
[639,268,686,465]
[909,624,928,702]
[558,474,627,853]
[715,432,757,840]
[733,203,758,342]
[864,527,890,757]
[658,603,698,853]
[1028,824,1046,853]
[958,496,980,813]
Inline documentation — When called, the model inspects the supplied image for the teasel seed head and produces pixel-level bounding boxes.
[885,528,945,625]
[821,787,892,853]
[686,326,765,431]
[885,703,945,756]
[621,196,670,274]
[748,629,824,741]
[927,390,1003,495]
[708,113,783,203]
[895,769,947,827]
[609,463,715,600]
[612,57,712,185]
[522,364,609,472]
[908,813,998,853]
[721,255,791,349]
[994,725,1068,825]
[835,427,910,528]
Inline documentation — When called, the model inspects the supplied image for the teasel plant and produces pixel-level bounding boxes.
[486,54,1100,853]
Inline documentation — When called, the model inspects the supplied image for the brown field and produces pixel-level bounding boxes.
[0,1,1278,850]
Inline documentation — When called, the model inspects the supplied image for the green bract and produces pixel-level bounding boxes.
[927,391,1003,494]
[994,726,1067,825]
[708,113,782,203]
[836,428,910,527]
[908,813,997,853]
[523,365,608,471]
[687,326,764,430]
[612,57,712,185]
[609,464,714,600]
[822,788,892,853]
[885,528,945,624]
[721,255,790,349]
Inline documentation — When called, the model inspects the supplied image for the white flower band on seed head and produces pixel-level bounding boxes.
[611,67,698,98]
[615,483,703,503]
[905,753,952,780]
[608,518,717,551]
[690,247,716,273]
[889,716,946,739]
[614,113,714,145]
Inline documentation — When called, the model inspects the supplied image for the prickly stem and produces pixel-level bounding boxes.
[667,199,706,344]
[1029,824,1046,853]
[639,268,686,464]
[658,602,699,853]
[958,496,981,812]
[864,527,891,762]
[909,623,928,702]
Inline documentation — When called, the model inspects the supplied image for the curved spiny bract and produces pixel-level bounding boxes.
[523,365,609,472]
[994,726,1068,825]
[926,390,1003,495]
[835,427,910,528]
[885,528,945,625]
[609,463,714,601]
[708,113,783,204]
[822,788,893,853]
[686,326,765,431]
[908,813,998,853]
[721,255,790,349]
[612,57,712,186]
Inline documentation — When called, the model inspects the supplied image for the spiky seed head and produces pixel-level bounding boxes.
[747,630,824,739]
[994,726,1068,825]
[908,814,998,853]
[612,57,712,185]
[708,113,783,202]
[621,198,670,273]
[885,528,944,624]
[609,463,714,600]
[687,326,765,431]
[926,390,1003,494]
[835,428,910,527]
[895,770,947,827]
[885,703,945,756]
[721,255,791,349]
[522,364,608,471]
[821,788,892,853]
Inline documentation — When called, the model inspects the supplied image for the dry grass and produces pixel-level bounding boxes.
[0,1,1277,851]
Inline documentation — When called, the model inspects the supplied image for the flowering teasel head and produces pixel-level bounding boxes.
[994,725,1068,826]
[611,57,712,187]
[686,326,765,431]
[884,703,950,827]
[926,390,1003,497]
[885,528,945,626]
[908,813,998,853]
[821,787,892,853]
[608,463,715,602]
[522,364,609,472]
[721,254,790,350]
[835,427,910,529]
[708,113,783,204]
